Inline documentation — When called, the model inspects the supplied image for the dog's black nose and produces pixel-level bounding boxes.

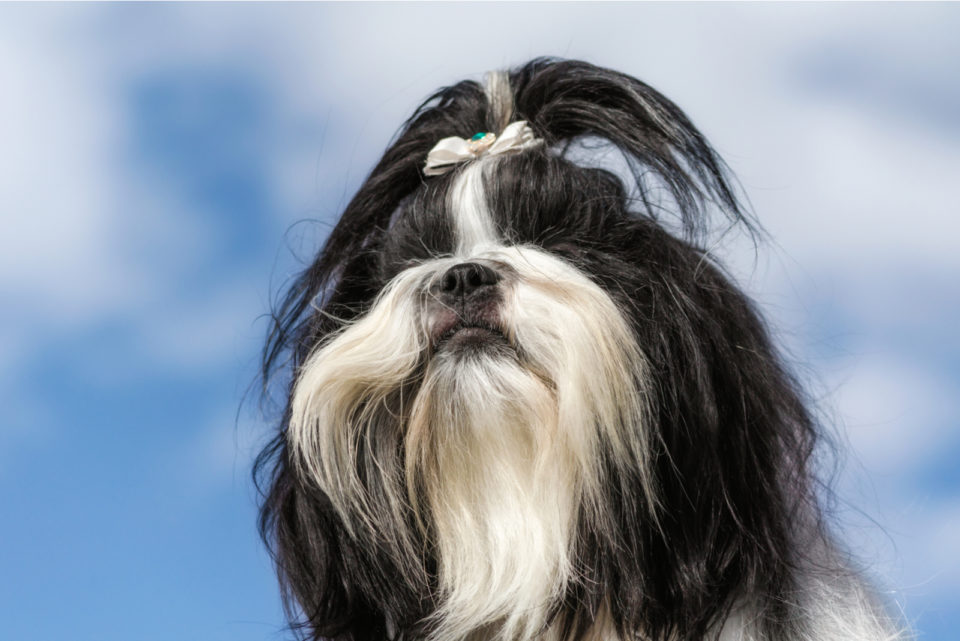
[439,262,501,300]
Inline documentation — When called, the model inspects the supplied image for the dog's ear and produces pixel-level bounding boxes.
[506,58,749,239]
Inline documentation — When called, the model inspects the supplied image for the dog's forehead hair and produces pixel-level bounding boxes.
[448,160,498,256]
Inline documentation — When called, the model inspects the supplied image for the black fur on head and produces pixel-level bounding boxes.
[253,58,892,641]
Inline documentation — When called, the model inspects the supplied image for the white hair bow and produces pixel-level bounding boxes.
[423,120,542,176]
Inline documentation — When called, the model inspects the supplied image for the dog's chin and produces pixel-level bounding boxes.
[430,302,512,360]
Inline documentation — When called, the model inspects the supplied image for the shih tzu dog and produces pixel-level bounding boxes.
[255,59,904,641]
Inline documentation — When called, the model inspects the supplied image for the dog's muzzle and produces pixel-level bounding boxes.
[428,261,507,351]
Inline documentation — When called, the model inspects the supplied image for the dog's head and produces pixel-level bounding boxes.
[257,59,820,641]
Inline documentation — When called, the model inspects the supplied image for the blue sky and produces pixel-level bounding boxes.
[1,4,958,640]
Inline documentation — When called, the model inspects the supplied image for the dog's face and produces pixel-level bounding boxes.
[258,60,826,641]
[287,153,659,638]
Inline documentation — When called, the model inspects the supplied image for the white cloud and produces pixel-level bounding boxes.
[0,8,286,376]
[740,100,960,272]
[0,13,131,321]
[827,353,960,473]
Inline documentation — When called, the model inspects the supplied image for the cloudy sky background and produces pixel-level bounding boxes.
[1,3,958,640]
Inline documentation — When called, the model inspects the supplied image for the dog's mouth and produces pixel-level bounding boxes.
[432,318,508,353]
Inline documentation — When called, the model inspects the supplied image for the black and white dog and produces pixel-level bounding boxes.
[255,59,904,641]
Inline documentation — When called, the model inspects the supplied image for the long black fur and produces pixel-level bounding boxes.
[255,58,833,641]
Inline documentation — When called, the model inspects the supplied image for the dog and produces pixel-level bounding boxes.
[255,58,905,641]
